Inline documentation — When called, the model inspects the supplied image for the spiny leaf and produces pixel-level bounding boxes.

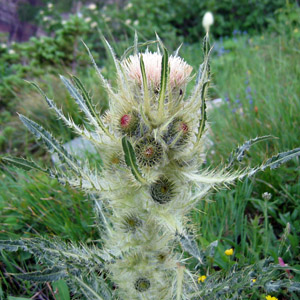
[0,240,27,252]
[11,266,67,282]
[30,82,101,145]
[265,280,282,292]
[207,240,218,258]
[72,76,112,138]
[176,232,204,264]
[1,156,46,173]
[120,40,157,61]
[140,54,150,115]
[261,147,300,171]
[122,137,146,184]
[74,277,105,300]
[196,80,209,141]
[19,114,80,172]
[288,282,300,292]
[60,75,100,128]
[227,135,274,168]
[134,30,138,55]
[82,41,115,98]
[158,46,169,118]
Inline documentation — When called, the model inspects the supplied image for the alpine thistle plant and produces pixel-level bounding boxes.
[1,32,300,299]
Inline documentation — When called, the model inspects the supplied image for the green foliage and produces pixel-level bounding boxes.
[105,0,287,44]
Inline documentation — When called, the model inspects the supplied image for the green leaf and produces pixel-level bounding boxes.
[120,40,157,61]
[82,41,115,98]
[19,114,80,172]
[72,75,112,138]
[52,280,71,300]
[30,82,101,144]
[261,147,300,171]
[60,75,99,128]
[176,232,204,264]
[196,80,209,141]
[140,54,150,115]
[122,137,146,184]
[0,240,27,252]
[11,266,67,282]
[207,240,218,258]
[1,156,46,173]
[227,135,274,168]
[74,277,105,300]
[158,46,169,118]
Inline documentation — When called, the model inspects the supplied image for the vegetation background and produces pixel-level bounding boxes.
[0,0,299,299]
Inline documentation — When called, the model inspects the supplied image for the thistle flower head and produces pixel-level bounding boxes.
[123,51,193,90]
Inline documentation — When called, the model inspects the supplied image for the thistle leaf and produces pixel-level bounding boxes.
[227,135,274,168]
[207,240,218,258]
[140,54,150,115]
[288,282,300,292]
[72,75,112,138]
[60,75,100,128]
[158,47,169,118]
[74,277,105,300]
[122,137,146,184]
[0,240,27,252]
[19,114,80,172]
[134,30,138,55]
[196,80,209,141]
[261,147,300,171]
[82,41,115,98]
[176,232,204,264]
[11,266,67,282]
[120,40,157,61]
[265,280,282,292]
[1,156,46,173]
[30,82,101,144]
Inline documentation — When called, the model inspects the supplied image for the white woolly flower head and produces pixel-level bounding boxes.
[202,11,214,32]
[122,51,193,89]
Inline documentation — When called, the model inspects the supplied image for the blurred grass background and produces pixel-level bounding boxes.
[0,0,299,298]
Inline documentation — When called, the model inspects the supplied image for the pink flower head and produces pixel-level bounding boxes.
[278,257,293,278]
[123,51,193,90]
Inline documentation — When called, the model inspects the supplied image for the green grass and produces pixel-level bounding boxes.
[181,32,300,295]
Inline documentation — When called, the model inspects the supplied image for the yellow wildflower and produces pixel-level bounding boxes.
[198,275,207,283]
[251,278,256,283]
[225,248,234,256]
[266,296,278,300]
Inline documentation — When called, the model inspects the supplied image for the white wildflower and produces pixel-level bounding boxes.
[125,2,133,10]
[47,3,53,9]
[125,19,131,25]
[91,21,98,28]
[1,43,7,49]
[133,20,139,26]
[202,11,214,32]
[88,3,97,10]
[85,17,92,23]
[8,49,15,55]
